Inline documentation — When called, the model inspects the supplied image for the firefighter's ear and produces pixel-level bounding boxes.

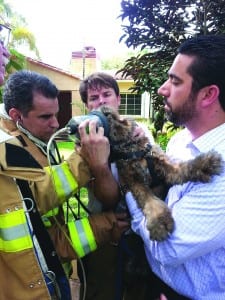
[8,108,22,123]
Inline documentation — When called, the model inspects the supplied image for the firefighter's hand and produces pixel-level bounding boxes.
[112,212,131,242]
[88,211,130,246]
[77,120,110,173]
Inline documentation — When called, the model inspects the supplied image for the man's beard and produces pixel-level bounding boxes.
[164,93,198,126]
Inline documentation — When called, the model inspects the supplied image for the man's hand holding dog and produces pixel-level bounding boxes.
[78,119,110,175]
[78,119,120,209]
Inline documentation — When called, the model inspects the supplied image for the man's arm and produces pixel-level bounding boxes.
[48,211,129,260]
[126,170,225,266]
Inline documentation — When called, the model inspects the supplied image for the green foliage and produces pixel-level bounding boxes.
[0,48,26,103]
[101,55,127,70]
[156,122,182,150]
[11,26,40,58]
[118,0,225,131]
[0,0,12,22]
[63,189,89,222]
[1,0,39,57]
[156,133,170,151]
[6,48,26,74]
[1,6,39,56]
[57,141,74,150]
[0,0,40,103]
[136,118,180,150]
[156,129,176,150]
[101,50,140,70]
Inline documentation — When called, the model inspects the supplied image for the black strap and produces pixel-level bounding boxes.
[110,143,152,163]
[110,147,149,162]
[16,178,66,278]
[146,156,164,187]
[65,193,91,222]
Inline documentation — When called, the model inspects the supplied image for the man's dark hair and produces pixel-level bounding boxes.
[79,72,120,104]
[3,70,59,116]
[178,35,225,111]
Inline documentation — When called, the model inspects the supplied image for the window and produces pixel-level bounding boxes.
[119,94,141,116]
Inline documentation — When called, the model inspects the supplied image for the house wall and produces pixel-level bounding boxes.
[26,60,85,117]
[117,80,135,93]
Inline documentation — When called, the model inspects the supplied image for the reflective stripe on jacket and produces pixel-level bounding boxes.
[45,162,78,202]
[0,209,32,252]
[68,217,97,258]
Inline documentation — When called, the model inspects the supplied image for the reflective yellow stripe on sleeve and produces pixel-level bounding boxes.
[0,209,32,252]
[45,162,78,202]
[68,218,97,258]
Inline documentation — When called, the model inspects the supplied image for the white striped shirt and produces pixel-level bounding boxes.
[126,123,225,300]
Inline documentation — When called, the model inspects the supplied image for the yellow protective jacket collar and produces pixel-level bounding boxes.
[0,139,45,181]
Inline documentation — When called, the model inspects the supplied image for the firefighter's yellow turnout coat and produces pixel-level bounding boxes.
[0,122,120,299]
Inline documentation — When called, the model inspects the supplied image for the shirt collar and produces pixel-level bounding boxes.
[192,123,225,153]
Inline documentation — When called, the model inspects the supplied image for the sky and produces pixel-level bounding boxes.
[7,0,130,70]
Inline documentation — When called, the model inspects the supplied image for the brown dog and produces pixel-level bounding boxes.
[99,105,222,241]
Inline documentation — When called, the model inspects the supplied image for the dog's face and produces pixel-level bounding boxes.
[99,105,135,144]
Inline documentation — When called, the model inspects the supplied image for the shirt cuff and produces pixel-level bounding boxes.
[125,191,148,239]
[125,191,144,219]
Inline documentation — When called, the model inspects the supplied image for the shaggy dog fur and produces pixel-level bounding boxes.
[99,106,222,241]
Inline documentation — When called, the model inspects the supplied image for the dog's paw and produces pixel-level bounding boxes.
[147,210,174,241]
[191,151,223,182]
[143,200,174,241]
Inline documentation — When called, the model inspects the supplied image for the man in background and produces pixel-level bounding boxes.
[78,72,155,300]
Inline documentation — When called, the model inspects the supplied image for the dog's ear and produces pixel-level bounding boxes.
[100,105,114,114]
[120,117,129,124]
[99,105,134,142]
[100,105,119,120]
[109,115,134,142]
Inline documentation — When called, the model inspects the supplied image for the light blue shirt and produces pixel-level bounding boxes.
[126,123,225,300]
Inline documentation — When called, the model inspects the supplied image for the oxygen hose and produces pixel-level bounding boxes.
[47,127,87,300]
